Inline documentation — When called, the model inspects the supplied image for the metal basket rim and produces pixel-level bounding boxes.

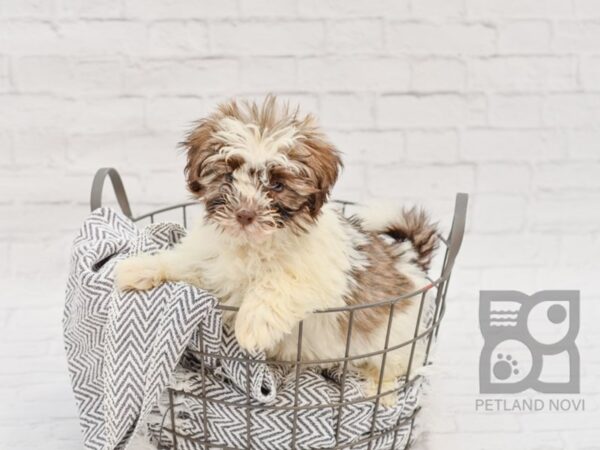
[89,167,467,315]
[132,200,449,314]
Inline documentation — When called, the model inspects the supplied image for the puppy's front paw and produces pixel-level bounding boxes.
[363,378,398,407]
[234,305,287,354]
[114,255,163,291]
[360,366,398,408]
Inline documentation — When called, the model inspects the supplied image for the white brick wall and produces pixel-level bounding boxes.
[1,1,599,449]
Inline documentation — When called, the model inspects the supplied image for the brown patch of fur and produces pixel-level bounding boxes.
[180,96,343,233]
[339,219,416,337]
[182,116,222,195]
[383,208,439,272]
[289,132,342,217]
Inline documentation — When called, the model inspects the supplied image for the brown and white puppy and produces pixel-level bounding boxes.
[115,96,438,405]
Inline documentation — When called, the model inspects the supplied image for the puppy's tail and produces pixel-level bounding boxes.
[358,205,439,273]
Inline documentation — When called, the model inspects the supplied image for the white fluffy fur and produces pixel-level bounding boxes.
[116,203,430,404]
[115,98,433,406]
[214,116,302,170]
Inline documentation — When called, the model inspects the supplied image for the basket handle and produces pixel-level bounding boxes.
[90,167,133,218]
[441,193,468,279]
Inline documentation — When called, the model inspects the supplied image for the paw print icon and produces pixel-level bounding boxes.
[479,290,580,394]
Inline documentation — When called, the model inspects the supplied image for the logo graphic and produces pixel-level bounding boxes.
[479,290,580,394]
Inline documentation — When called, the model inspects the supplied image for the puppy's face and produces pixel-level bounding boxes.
[183,97,342,240]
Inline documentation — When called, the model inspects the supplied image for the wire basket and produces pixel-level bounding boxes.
[91,168,468,450]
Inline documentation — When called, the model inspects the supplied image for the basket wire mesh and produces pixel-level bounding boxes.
[91,168,468,450]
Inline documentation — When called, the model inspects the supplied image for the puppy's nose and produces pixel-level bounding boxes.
[236,209,256,226]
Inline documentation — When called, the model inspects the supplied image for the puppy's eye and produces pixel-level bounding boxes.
[271,181,284,192]
[224,172,234,183]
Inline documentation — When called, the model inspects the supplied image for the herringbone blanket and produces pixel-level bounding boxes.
[64,208,422,450]
[64,208,222,450]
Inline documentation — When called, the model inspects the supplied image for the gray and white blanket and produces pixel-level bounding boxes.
[64,208,423,450]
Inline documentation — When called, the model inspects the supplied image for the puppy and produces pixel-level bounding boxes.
[116,96,438,405]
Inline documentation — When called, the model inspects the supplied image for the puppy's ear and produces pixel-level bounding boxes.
[302,135,343,217]
[182,119,218,197]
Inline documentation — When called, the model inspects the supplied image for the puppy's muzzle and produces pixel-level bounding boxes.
[236,209,256,227]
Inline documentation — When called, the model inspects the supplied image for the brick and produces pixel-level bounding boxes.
[276,94,319,117]
[498,21,552,53]
[0,22,61,55]
[124,0,238,18]
[68,97,145,133]
[0,341,49,359]
[124,59,239,96]
[298,57,410,91]
[207,93,318,121]
[469,57,576,92]
[554,21,600,52]
[562,430,600,449]
[412,58,466,92]
[476,163,530,193]
[466,94,488,126]
[580,55,600,89]
[568,129,600,159]
[0,56,9,93]
[535,162,600,190]
[574,0,600,16]
[297,0,409,17]
[326,19,384,54]
[210,21,326,56]
[320,94,374,129]
[0,242,8,278]
[467,0,573,18]
[431,433,566,450]
[13,130,67,165]
[405,130,459,162]
[59,0,122,18]
[378,94,475,128]
[455,413,520,432]
[13,56,69,92]
[145,96,207,132]
[13,56,124,95]
[0,0,56,18]
[241,57,296,91]
[539,267,600,297]
[490,94,543,127]
[544,94,600,126]
[461,234,560,268]
[368,164,475,200]
[331,162,366,200]
[0,205,125,239]
[8,240,72,281]
[0,132,11,166]
[480,267,539,291]
[6,308,63,331]
[67,131,183,171]
[0,171,91,204]
[387,22,495,55]
[146,22,209,57]
[0,95,73,129]
[462,129,566,161]
[139,170,189,204]
[530,192,600,232]
[519,410,598,432]
[327,130,405,164]
[240,0,296,17]
[411,0,464,18]
[58,21,147,56]
[470,194,527,232]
